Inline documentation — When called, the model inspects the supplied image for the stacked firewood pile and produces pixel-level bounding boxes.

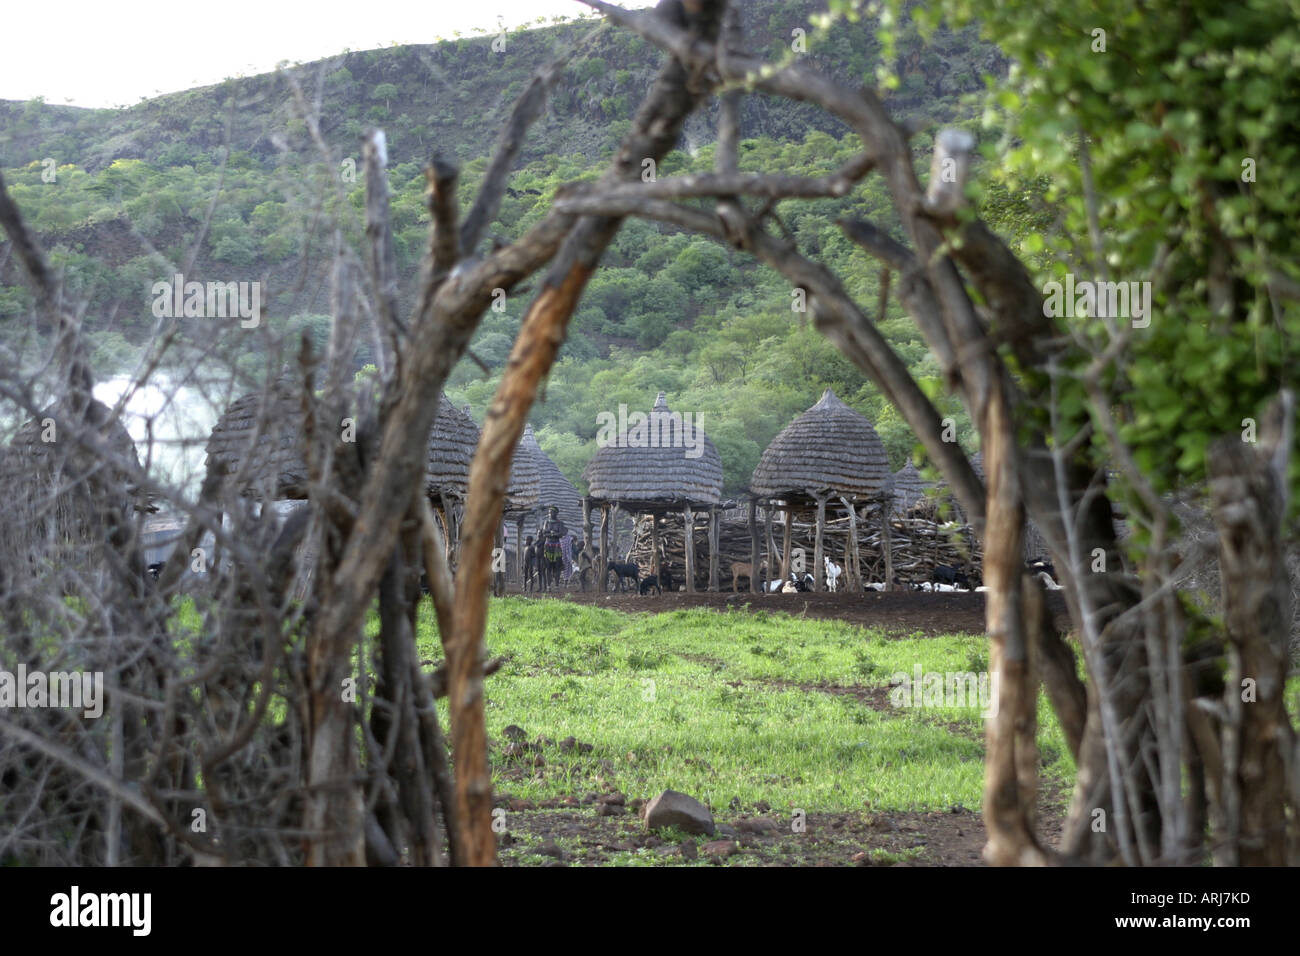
[626,501,981,589]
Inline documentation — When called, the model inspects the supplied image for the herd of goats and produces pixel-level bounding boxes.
[513,534,1063,597]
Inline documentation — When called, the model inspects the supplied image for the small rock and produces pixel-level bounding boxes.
[597,803,626,817]
[499,832,515,847]
[581,792,601,805]
[737,817,780,834]
[507,798,535,812]
[578,742,594,754]
[628,798,647,812]
[701,840,738,859]
[753,800,771,813]
[503,742,528,759]
[600,792,625,806]
[643,790,716,837]
[715,824,738,839]
[530,754,545,768]
[559,736,577,753]
[679,840,698,861]
[503,725,528,741]
[562,795,579,806]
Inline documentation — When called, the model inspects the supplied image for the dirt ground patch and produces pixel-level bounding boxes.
[513,586,1072,638]
[493,790,1067,867]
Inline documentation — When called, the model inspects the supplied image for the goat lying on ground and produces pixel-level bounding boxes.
[779,573,815,593]
[975,571,1061,593]
[1026,557,1057,583]
[607,561,639,592]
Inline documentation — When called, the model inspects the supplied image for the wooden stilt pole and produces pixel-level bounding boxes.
[883,499,893,590]
[841,496,859,592]
[599,503,609,593]
[780,504,792,582]
[813,493,826,592]
[650,512,660,578]
[611,502,621,564]
[684,503,695,593]
[708,506,719,592]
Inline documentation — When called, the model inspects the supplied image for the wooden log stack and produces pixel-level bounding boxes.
[626,502,982,590]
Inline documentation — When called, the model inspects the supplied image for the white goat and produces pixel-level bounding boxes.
[824,558,842,592]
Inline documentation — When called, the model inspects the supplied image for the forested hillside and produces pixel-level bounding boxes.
[0,0,1010,493]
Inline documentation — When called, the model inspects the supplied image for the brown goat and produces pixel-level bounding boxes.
[730,561,766,592]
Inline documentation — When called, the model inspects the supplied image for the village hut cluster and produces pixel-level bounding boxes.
[10,378,999,597]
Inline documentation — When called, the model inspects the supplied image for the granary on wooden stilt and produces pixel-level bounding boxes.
[0,398,151,592]
[497,421,541,590]
[503,425,582,588]
[582,391,723,592]
[749,388,892,593]
[205,382,483,588]
[891,461,931,515]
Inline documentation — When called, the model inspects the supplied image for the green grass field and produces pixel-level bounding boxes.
[411,598,1077,815]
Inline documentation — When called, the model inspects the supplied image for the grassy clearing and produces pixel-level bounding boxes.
[412,598,1076,815]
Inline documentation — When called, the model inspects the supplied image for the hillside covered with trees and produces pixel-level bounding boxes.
[0,0,1007,493]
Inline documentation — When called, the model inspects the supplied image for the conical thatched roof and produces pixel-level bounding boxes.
[505,426,583,543]
[206,384,485,502]
[0,399,148,581]
[751,388,890,502]
[425,396,480,500]
[8,398,141,479]
[891,461,931,514]
[583,391,722,506]
[504,423,541,514]
[528,426,581,530]
[204,380,309,500]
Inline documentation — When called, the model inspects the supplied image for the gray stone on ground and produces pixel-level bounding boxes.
[643,789,716,836]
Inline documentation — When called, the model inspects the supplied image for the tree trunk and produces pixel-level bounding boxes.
[1208,394,1294,865]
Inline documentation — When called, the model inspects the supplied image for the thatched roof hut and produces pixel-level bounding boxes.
[0,399,148,585]
[423,396,480,501]
[582,391,722,593]
[518,425,580,534]
[891,461,931,514]
[204,382,490,505]
[504,422,541,515]
[750,388,890,503]
[583,391,722,508]
[204,380,309,500]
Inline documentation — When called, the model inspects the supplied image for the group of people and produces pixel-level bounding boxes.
[521,506,600,592]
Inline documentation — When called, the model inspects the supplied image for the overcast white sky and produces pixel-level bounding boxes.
[1,0,653,108]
